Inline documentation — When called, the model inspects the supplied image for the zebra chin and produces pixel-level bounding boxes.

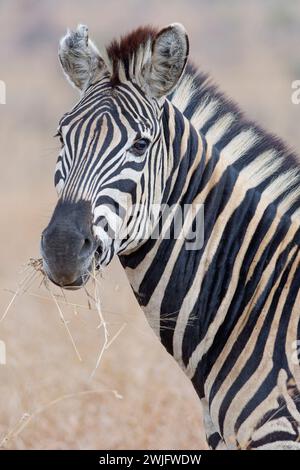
[43,263,91,290]
[41,247,99,290]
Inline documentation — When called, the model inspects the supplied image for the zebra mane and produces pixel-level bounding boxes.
[106,26,157,85]
[171,63,300,221]
[105,27,300,220]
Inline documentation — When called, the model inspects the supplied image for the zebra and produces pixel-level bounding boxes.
[40,23,300,450]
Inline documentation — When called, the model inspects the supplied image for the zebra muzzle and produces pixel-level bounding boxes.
[40,200,99,289]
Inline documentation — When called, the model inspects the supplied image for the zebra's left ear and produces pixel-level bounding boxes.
[59,24,108,92]
[144,23,189,99]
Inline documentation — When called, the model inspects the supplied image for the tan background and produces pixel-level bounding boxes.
[0,0,300,450]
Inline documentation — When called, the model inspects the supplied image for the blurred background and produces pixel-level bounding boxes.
[1,0,300,450]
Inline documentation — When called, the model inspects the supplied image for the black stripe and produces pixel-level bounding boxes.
[217,248,298,435]
[205,223,298,404]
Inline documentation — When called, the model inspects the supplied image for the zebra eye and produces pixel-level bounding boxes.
[130,138,150,156]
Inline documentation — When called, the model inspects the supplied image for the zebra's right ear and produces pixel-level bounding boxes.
[59,24,108,92]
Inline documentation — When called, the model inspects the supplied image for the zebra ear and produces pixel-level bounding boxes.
[59,24,108,92]
[145,23,189,99]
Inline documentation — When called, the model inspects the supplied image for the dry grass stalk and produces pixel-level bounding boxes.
[48,288,82,362]
[89,261,126,378]
[1,258,84,362]
[2,256,127,375]
[4,289,94,312]
[0,258,44,323]
[0,388,123,449]
[18,258,83,362]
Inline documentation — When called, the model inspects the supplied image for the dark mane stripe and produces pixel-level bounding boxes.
[106,26,157,84]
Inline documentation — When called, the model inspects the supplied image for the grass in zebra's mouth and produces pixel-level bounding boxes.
[2,257,126,371]
[2,256,195,350]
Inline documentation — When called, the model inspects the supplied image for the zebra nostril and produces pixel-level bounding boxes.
[79,236,93,258]
[84,238,91,249]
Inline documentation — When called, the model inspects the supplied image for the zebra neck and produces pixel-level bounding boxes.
[121,92,300,378]
[119,101,212,354]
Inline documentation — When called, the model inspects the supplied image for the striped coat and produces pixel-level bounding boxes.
[44,24,300,449]
[121,63,300,448]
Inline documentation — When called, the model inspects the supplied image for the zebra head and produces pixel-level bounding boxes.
[41,24,189,288]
